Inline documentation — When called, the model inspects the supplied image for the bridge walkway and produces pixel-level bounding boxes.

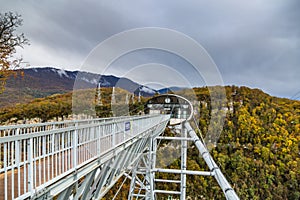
[0,114,170,200]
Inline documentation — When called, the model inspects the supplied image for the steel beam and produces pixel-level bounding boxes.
[184,122,240,200]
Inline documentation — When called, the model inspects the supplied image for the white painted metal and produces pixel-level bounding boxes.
[0,114,170,200]
[154,179,181,183]
[180,124,187,200]
[154,190,181,195]
[145,121,239,200]
[184,122,240,200]
[127,117,169,200]
[152,168,213,176]
[155,136,194,141]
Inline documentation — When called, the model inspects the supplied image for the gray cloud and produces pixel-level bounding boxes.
[0,0,299,98]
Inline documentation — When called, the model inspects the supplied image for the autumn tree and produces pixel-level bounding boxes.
[0,12,29,93]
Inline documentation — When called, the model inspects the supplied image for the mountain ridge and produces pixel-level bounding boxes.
[0,67,159,108]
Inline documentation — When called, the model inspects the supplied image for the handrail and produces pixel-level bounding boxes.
[0,114,163,137]
[184,122,239,200]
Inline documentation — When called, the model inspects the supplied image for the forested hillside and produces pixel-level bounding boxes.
[0,86,299,199]
[189,86,299,199]
[0,87,142,124]
[104,86,300,199]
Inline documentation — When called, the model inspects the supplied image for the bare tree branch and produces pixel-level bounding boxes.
[0,12,29,93]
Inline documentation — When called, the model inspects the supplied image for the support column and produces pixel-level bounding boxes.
[145,146,152,200]
[148,136,157,200]
[180,124,187,200]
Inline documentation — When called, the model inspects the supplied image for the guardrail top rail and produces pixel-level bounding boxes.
[0,114,170,200]
[0,115,134,137]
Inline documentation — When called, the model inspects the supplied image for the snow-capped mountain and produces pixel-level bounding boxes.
[138,85,157,96]
[157,87,186,94]
[1,67,159,107]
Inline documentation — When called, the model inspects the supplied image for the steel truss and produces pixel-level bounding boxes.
[128,122,239,200]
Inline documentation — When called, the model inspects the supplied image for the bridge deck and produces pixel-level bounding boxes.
[0,115,170,200]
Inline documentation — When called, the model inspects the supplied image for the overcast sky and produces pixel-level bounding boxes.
[1,0,299,98]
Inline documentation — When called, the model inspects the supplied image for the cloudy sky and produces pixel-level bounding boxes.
[1,0,299,98]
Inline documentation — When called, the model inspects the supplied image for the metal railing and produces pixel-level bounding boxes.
[0,114,170,200]
[185,122,240,200]
[0,116,134,137]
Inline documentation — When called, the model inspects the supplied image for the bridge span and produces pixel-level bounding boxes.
[0,114,239,200]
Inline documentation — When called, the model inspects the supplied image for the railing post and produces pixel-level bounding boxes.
[42,134,46,181]
[61,131,65,173]
[73,122,78,168]
[27,138,34,196]
[112,121,116,147]
[51,124,56,178]
[15,128,21,197]
[180,124,187,200]
[97,125,100,156]
[149,136,157,200]
[51,133,55,178]
[4,143,8,200]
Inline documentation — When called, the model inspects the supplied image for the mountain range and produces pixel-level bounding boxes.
[0,67,178,108]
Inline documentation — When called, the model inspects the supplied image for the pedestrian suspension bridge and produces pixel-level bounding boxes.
[0,95,239,200]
